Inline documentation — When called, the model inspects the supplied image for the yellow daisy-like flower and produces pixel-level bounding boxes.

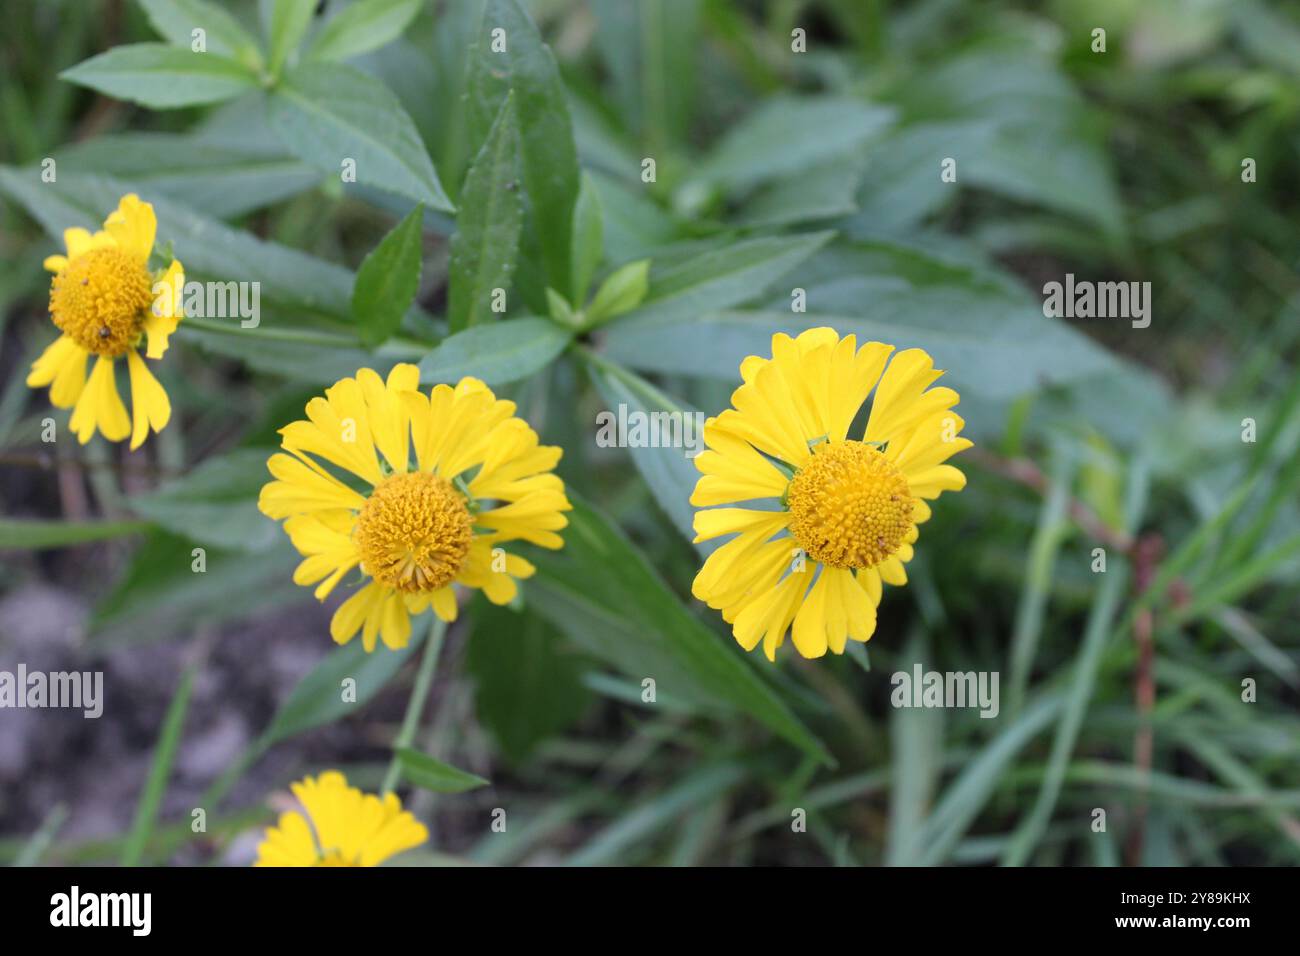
[27,193,185,450]
[253,771,428,867]
[691,328,971,661]
[259,365,571,652]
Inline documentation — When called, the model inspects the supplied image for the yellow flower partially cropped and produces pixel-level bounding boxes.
[27,193,185,450]
[691,328,971,661]
[259,365,571,651]
[253,772,427,867]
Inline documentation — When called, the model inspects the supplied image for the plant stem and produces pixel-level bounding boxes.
[381,614,449,794]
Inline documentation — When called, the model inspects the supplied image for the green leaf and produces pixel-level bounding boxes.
[419,317,571,386]
[127,448,281,552]
[566,762,744,866]
[1001,560,1129,865]
[307,0,422,62]
[264,0,316,76]
[885,49,1124,239]
[467,600,593,762]
[89,533,302,646]
[579,350,699,540]
[545,288,578,328]
[917,692,1065,866]
[0,517,150,550]
[466,0,580,298]
[583,258,649,327]
[262,632,427,746]
[448,93,522,333]
[695,95,893,194]
[180,323,421,384]
[614,231,832,327]
[570,171,604,306]
[589,0,701,152]
[528,494,830,764]
[352,203,424,346]
[52,133,317,219]
[736,153,865,227]
[601,241,1126,408]
[137,0,263,68]
[268,61,453,212]
[394,748,490,793]
[122,665,196,867]
[60,44,258,108]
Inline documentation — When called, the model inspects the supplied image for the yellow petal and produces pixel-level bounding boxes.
[144,260,185,359]
[126,350,171,450]
[253,810,320,867]
[878,555,908,586]
[379,592,412,650]
[104,193,156,261]
[865,348,957,443]
[63,227,115,259]
[330,582,385,649]
[790,569,831,659]
[27,335,87,409]
[69,355,129,444]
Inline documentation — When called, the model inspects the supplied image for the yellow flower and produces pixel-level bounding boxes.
[27,194,185,450]
[691,328,971,661]
[253,772,427,867]
[259,365,571,651]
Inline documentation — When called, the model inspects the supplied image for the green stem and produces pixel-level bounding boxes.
[381,614,449,794]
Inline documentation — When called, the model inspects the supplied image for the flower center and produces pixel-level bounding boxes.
[354,471,473,592]
[786,440,915,569]
[49,247,155,356]
[314,850,359,867]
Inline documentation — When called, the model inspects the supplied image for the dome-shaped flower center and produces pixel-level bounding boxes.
[786,440,914,569]
[354,471,473,592]
[49,247,154,356]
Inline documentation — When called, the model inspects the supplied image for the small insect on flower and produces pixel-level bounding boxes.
[254,772,427,867]
[259,366,571,651]
[691,328,971,661]
[27,194,185,449]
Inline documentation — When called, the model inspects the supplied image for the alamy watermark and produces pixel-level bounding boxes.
[153,279,260,329]
[595,403,706,458]
[890,664,999,719]
[1042,273,1151,329]
[0,665,103,718]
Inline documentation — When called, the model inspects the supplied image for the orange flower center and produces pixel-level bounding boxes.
[354,471,472,592]
[786,440,914,569]
[49,247,154,356]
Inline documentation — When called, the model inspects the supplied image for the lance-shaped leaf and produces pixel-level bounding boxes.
[268,61,453,212]
[465,0,580,299]
[528,495,831,765]
[137,0,263,67]
[419,317,570,386]
[352,203,425,346]
[307,0,423,62]
[60,44,258,108]
[448,93,522,333]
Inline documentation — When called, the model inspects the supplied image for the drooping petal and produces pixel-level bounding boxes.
[69,355,129,444]
[27,335,88,409]
[126,350,171,450]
